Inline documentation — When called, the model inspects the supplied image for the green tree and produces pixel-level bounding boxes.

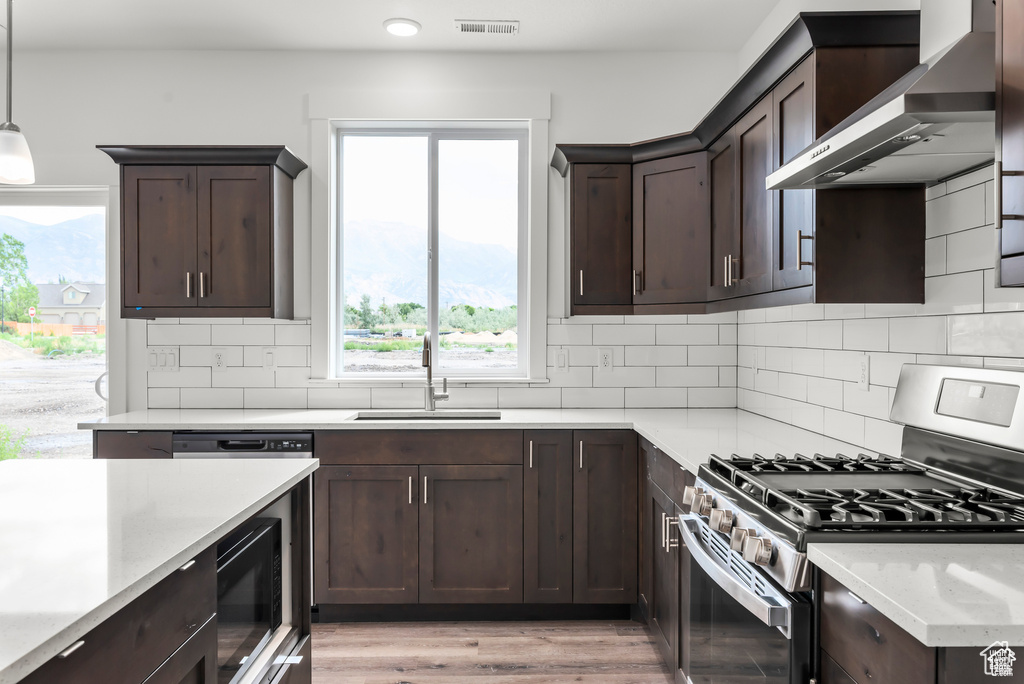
[0,234,39,322]
[357,294,377,328]
[397,302,424,319]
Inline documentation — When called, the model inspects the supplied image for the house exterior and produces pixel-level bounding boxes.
[35,282,106,326]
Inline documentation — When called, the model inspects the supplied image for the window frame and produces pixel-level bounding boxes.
[335,124,529,379]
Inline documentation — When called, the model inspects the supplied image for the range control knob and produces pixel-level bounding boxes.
[694,493,714,517]
[730,527,752,553]
[709,508,734,534]
[742,536,774,566]
[682,486,703,507]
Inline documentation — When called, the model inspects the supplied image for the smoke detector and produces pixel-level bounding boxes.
[454,20,519,35]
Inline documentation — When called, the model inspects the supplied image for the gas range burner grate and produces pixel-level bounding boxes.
[712,452,919,475]
[766,486,1024,529]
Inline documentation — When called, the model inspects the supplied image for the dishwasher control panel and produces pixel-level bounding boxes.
[172,432,314,457]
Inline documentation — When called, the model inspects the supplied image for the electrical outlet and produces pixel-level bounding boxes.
[555,349,569,373]
[262,346,278,369]
[598,347,613,373]
[211,347,227,372]
[858,355,870,391]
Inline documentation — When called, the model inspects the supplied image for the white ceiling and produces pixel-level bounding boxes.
[9,0,782,52]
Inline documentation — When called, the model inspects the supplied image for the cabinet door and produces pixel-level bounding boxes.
[94,431,172,459]
[707,130,738,301]
[523,430,573,603]
[573,430,638,604]
[735,97,775,296]
[648,481,679,673]
[999,0,1024,284]
[773,56,816,291]
[632,153,710,304]
[197,166,272,308]
[571,164,633,310]
[123,165,198,309]
[141,614,217,684]
[420,464,524,603]
[314,465,419,604]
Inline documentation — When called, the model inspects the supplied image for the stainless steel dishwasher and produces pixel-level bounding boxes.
[171,432,313,458]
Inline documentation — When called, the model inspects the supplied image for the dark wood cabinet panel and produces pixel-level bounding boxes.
[632,153,709,305]
[773,56,815,292]
[707,130,738,301]
[197,166,272,308]
[141,615,217,684]
[94,430,173,459]
[735,97,775,297]
[122,166,198,310]
[314,465,419,604]
[820,651,859,684]
[102,146,303,318]
[523,430,574,603]
[315,429,524,466]
[820,572,936,684]
[648,481,679,673]
[571,164,633,312]
[572,430,638,604]
[419,464,524,603]
[21,548,216,684]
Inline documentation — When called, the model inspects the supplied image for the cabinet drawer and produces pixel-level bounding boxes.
[95,431,173,459]
[820,651,858,684]
[22,547,216,684]
[820,573,935,684]
[270,635,311,684]
[315,430,523,465]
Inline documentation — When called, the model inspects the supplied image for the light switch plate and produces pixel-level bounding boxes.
[262,346,278,369]
[554,349,569,373]
[147,347,178,372]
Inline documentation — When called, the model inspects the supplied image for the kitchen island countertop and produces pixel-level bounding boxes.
[0,458,317,684]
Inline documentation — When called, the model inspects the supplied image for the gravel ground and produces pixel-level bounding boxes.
[0,347,106,460]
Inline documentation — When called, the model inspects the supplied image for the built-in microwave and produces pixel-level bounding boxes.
[216,518,282,684]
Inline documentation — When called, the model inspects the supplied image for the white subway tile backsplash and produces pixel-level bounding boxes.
[984,269,1024,313]
[213,324,275,346]
[688,387,736,408]
[276,324,311,346]
[764,347,793,373]
[945,165,993,194]
[213,367,276,388]
[842,383,890,421]
[806,321,843,349]
[244,388,307,409]
[593,366,657,388]
[561,388,624,408]
[180,388,243,409]
[547,324,593,346]
[824,408,865,447]
[777,373,807,402]
[148,388,180,409]
[243,345,308,367]
[807,376,844,410]
[889,316,947,354]
[275,367,314,387]
[920,271,984,316]
[926,183,987,238]
[544,366,593,388]
[753,369,779,395]
[866,352,916,387]
[625,346,688,367]
[792,348,824,377]
[842,319,888,352]
[179,345,243,367]
[656,366,720,387]
[864,417,903,455]
[719,366,737,387]
[824,304,865,320]
[148,324,210,346]
[945,225,995,274]
[568,345,624,367]
[949,312,1024,357]
[443,388,499,409]
[307,387,371,409]
[925,237,946,277]
[369,388,423,409]
[822,350,862,382]
[690,346,737,366]
[148,367,211,388]
[498,387,562,409]
[719,324,738,345]
[625,387,688,408]
[656,325,719,345]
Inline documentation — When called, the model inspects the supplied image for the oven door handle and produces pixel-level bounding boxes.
[678,513,792,637]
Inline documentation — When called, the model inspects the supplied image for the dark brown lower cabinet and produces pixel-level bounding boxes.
[313,465,419,604]
[94,430,172,458]
[648,482,679,672]
[142,615,217,684]
[420,464,524,603]
[820,651,859,684]
[573,430,638,604]
[523,430,574,603]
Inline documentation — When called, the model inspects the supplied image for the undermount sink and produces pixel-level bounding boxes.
[351,410,502,421]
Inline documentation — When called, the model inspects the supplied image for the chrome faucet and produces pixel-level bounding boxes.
[421,331,449,411]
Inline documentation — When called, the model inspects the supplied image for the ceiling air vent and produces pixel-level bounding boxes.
[454,20,519,36]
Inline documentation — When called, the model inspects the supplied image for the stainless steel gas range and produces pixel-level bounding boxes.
[677,364,1024,684]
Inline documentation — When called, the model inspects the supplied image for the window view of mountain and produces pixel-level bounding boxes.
[0,214,105,283]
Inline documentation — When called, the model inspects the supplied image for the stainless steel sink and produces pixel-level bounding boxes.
[350,410,501,421]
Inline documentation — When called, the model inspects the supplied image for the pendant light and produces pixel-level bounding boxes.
[0,0,33,185]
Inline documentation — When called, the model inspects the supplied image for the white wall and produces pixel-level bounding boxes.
[736,166,1024,456]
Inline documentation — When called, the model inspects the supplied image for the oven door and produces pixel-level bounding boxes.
[678,513,811,684]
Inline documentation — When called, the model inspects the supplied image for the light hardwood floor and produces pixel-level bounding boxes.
[311,620,673,684]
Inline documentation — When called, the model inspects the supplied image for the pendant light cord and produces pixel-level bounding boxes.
[6,0,12,124]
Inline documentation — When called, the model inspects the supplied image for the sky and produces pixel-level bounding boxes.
[342,134,519,253]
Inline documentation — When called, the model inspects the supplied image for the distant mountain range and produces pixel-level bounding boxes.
[0,214,105,284]
[344,220,517,309]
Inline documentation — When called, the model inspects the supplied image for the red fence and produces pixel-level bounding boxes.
[0,320,105,336]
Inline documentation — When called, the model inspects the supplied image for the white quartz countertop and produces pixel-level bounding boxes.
[809,543,1024,647]
[81,407,872,475]
[0,458,317,684]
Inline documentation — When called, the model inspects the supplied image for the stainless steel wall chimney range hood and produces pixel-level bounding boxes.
[766,0,995,190]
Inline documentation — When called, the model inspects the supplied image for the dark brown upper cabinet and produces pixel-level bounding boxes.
[99,146,307,319]
[570,163,634,314]
[632,152,709,309]
[554,12,926,314]
[998,0,1024,285]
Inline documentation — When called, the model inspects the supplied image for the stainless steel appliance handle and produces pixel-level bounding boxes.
[678,513,792,636]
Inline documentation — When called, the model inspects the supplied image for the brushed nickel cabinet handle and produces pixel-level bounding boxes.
[57,641,85,659]
[529,440,533,468]
[723,255,729,287]
[847,590,866,604]
[579,270,584,297]
[423,476,428,504]
[579,440,583,470]
[632,269,638,296]
[199,272,206,298]
[408,476,413,505]
[798,231,814,270]
[661,511,667,550]
[178,559,196,572]
[997,161,1002,230]
[186,272,192,298]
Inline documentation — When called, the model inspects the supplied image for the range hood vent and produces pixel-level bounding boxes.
[767,0,995,190]
[454,20,520,35]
